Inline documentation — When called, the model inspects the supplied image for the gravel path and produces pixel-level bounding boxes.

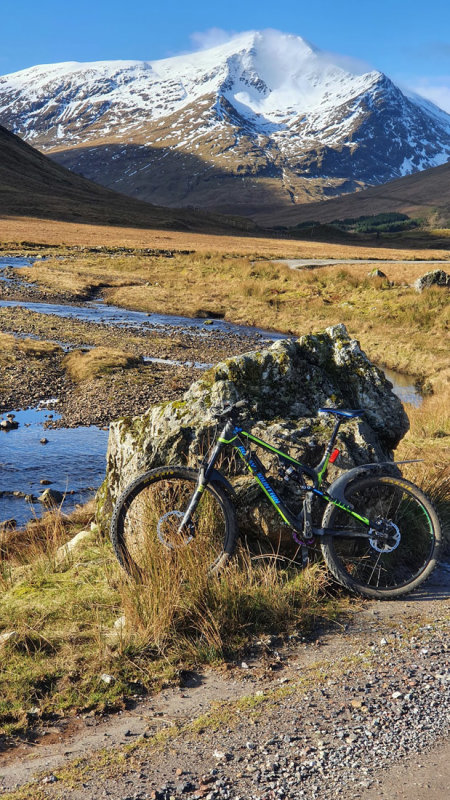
[1,563,448,799]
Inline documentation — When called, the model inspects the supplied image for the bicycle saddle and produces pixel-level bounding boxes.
[318,408,364,418]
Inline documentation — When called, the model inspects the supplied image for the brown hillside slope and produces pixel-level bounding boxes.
[0,125,254,233]
[256,161,450,227]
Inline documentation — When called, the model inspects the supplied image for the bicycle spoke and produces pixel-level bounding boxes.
[321,476,439,596]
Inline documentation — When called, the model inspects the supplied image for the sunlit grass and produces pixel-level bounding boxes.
[0,501,346,737]
[0,331,62,365]
[14,251,448,378]
[63,347,142,382]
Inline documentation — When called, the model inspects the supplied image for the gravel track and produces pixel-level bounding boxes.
[1,564,448,799]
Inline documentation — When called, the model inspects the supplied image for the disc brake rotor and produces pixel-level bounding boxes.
[157,510,194,549]
[369,521,401,553]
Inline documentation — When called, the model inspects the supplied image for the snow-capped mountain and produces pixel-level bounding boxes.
[1,30,450,218]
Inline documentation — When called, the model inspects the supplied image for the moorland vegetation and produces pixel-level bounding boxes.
[0,242,448,741]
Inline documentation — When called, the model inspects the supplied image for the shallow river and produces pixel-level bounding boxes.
[0,407,108,526]
[0,256,423,526]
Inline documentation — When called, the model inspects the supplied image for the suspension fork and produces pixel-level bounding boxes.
[177,421,232,533]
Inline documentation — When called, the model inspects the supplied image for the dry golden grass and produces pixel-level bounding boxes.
[63,347,142,382]
[0,331,61,364]
[21,252,448,379]
[2,214,450,259]
[120,542,337,664]
[0,497,344,736]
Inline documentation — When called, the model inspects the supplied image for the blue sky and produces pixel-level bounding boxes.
[2,0,450,110]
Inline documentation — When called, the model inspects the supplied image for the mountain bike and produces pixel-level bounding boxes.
[110,403,442,599]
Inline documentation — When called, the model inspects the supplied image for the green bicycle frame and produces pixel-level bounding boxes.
[215,422,372,536]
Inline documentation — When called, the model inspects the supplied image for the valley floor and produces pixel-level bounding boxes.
[0,238,448,800]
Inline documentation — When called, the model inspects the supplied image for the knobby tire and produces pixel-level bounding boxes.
[320,475,442,598]
[110,466,238,578]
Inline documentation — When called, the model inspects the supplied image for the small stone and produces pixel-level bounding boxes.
[213,750,228,760]
[55,528,92,563]
[100,673,115,685]
[114,615,126,630]
[42,774,58,784]
[0,630,17,647]
[38,488,63,505]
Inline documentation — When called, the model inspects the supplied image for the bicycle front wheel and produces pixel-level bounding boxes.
[321,475,442,599]
[110,466,238,578]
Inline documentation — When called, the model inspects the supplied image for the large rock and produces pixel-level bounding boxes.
[414,269,449,292]
[98,325,409,547]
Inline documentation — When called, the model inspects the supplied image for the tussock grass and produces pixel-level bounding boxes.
[63,347,142,382]
[119,535,337,665]
[395,379,450,547]
[0,501,345,737]
[0,331,61,364]
[0,511,127,736]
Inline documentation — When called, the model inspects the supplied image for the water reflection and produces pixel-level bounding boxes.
[0,407,108,526]
[382,367,422,408]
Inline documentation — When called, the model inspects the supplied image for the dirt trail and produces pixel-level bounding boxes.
[0,561,448,797]
[364,738,450,800]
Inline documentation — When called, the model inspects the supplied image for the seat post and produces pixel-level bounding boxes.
[328,417,342,452]
[315,415,343,480]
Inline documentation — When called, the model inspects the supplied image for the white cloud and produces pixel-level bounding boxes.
[189,28,237,51]
[320,50,375,76]
[412,78,450,113]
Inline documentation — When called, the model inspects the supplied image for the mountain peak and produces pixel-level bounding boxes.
[0,30,449,220]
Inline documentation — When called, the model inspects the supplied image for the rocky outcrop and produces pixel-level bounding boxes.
[99,325,409,547]
[414,270,449,292]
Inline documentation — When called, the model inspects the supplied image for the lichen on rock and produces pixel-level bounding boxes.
[98,324,409,547]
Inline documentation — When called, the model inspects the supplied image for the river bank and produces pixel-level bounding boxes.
[0,249,446,528]
[0,256,278,524]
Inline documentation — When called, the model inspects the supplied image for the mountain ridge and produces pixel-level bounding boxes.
[1,30,450,219]
[0,124,256,233]
[256,160,450,228]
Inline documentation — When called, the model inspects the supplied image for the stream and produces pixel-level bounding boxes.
[0,407,108,526]
[0,256,423,526]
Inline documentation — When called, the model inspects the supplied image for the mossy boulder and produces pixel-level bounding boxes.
[98,325,409,547]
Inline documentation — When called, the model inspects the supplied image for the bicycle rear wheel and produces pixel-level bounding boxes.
[321,475,442,598]
[110,466,238,578]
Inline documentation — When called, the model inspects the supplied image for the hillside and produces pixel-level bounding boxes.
[0,124,255,233]
[1,30,449,219]
[256,161,450,228]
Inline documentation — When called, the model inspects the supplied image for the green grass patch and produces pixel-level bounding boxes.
[0,507,347,739]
